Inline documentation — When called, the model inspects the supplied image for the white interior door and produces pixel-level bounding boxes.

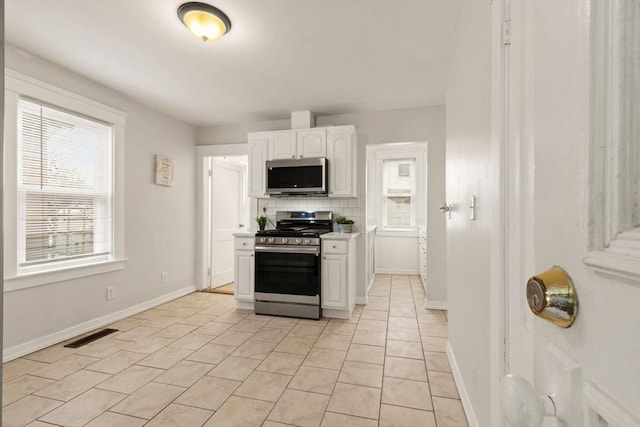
[210,158,247,288]
[505,1,640,426]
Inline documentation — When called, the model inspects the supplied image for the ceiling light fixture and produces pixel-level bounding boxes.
[177,2,231,43]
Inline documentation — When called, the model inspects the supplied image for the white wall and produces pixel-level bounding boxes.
[197,106,447,305]
[445,2,494,425]
[3,45,197,359]
[375,236,419,274]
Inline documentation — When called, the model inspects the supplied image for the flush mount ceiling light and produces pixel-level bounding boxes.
[177,2,231,43]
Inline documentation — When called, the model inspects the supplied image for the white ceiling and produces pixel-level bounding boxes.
[6,0,461,127]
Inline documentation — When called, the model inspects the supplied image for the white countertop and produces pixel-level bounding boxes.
[321,232,360,240]
[232,232,254,237]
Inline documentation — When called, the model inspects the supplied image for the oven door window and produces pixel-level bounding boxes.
[255,251,320,296]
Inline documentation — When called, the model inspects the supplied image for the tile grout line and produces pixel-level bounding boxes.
[4,277,465,427]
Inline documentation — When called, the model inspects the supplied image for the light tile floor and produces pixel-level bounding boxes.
[3,275,468,427]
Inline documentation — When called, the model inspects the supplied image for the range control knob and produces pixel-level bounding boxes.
[268,237,275,244]
[282,238,289,244]
[258,237,266,243]
[295,238,302,244]
[303,238,311,245]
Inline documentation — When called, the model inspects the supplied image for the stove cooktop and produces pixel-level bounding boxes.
[256,228,331,237]
[256,211,334,238]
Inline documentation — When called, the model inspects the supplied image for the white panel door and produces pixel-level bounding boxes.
[248,136,268,197]
[297,129,326,158]
[235,251,254,301]
[268,131,296,160]
[504,1,640,425]
[210,159,245,288]
[327,130,354,197]
[321,254,347,309]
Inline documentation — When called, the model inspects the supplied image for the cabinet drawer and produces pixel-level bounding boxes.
[323,240,347,254]
[235,237,255,250]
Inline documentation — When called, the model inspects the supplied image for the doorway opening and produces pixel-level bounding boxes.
[365,142,428,290]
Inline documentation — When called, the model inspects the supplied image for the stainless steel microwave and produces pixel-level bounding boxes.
[266,157,328,196]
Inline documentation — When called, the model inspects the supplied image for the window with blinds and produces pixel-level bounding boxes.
[17,98,114,271]
[382,159,416,228]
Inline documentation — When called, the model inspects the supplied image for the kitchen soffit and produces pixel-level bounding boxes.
[5,0,461,127]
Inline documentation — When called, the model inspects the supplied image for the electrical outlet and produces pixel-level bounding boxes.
[161,272,168,283]
[106,286,115,300]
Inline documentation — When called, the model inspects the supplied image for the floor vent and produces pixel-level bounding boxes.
[64,328,119,348]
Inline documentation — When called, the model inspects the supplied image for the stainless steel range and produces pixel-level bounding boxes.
[254,211,333,320]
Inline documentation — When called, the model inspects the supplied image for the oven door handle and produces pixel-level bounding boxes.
[255,245,320,256]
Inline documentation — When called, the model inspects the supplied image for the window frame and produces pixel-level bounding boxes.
[372,146,427,235]
[381,158,417,229]
[4,70,127,291]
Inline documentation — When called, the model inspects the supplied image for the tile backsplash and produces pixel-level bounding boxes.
[257,197,364,232]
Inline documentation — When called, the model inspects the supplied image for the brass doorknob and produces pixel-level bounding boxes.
[526,266,578,328]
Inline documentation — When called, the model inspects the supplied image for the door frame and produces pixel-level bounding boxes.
[487,0,511,424]
[196,144,256,290]
[209,157,247,288]
[487,0,536,424]
[503,0,536,393]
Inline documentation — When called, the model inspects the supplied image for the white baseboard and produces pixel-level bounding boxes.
[322,308,352,319]
[235,300,254,310]
[375,268,420,275]
[3,284,197,362]
[424,298,448,310]
[447,342,480,427]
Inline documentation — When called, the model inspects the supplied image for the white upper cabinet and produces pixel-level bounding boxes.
[296,129,326,158]
[248,125,356,198]
[248,135,268,198]
[327,126,356,197]
[268,129,326,160]
[268,131,297,160]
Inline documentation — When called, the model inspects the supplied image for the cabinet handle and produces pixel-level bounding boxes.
[323,256,326,260]
[332,245,336,249]
[242,242,247,246]
[300,155,303,158]
[292,155,295,158]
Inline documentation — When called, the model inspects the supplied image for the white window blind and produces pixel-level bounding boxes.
[382,159,415,228]
[17,98,114,271]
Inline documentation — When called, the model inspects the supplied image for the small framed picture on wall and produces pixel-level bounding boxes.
[154,155,175,187]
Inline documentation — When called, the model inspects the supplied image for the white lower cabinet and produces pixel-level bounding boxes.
[234,236,255,308]
[321,234,357,318]
[321,255,347,309]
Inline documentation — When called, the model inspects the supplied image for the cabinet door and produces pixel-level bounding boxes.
[268,132,297,160]
[234,250,254,301]
[327,129,355,197]
[321,254,347,309]
[248,136,268,197]
[297,129,326,158]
